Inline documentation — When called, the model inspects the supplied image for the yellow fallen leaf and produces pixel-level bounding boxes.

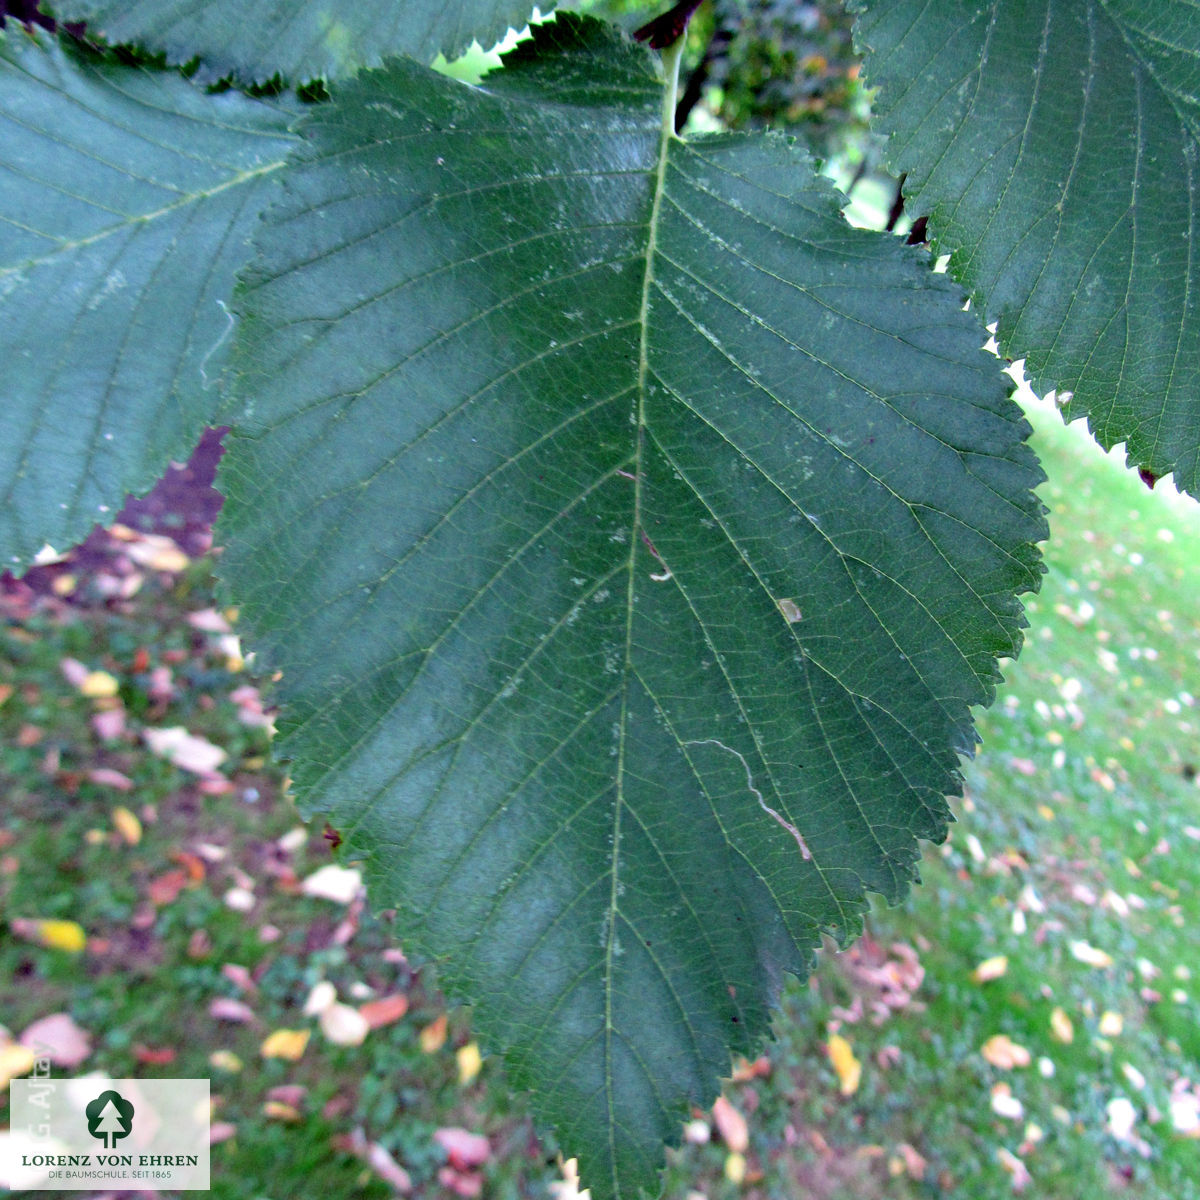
[0,1043,36,1090]
[209,1050,243,1073]
[828,1033,861,1096]
[16,918,87,953]
[981,1034,1032,1070]
[80,671,119,698]
[723,1152,746,1185]
[419,1013,448,1054]
[112,806,142,845]
[972,955,1009,983]
[1050,1007,1074,1043]
[260,1029,309,1061]
[1098,1010,1124,1037]
[262,1101,301,1121]
[457,1041,482,1085]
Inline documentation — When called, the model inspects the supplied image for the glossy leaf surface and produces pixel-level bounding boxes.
[221,16,1045,1197]
[854,0,1200,496]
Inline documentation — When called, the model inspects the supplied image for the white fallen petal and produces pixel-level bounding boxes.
[320,1003,370,1047]
[301,864,363,904]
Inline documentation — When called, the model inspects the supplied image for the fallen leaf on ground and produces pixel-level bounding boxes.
[134,1045,176,1066]
[263,1100,301,1122]
[11,918,86,953]
[143,727,227,776]
[261,1029,309,1061]
[438,1166,483,1197]
[548,1157,590,1200]
[457,1042,482,1085]
[87,768,134,793]
[0,1044,36,1090]
[148,869,190,906]
[121,532,190,573]
[304,981,337,1016]
[91,707,127,740]
[111,805,141,843]
[1050,1007,1075,1043]
[80,671,119,698]
[209,998,256,1024]
[339,1127,414,1192]
[828,1033,861,1095]
[419,1014,448,1054]
[724,1152,747,1184]
[188,609,232,633]
[359,993,409,1029]
[1069,940,1113,968]
[209,1050,243,1073]
[320,1003,370,1047]
[995,1147,1032,1191]
[20,1014,91,1067]
[209,1122,237,1145]
[712,1095,749,1153]
[433,1127,490,1170]
[972,955,1009,983]
[991,1082,1025,1119]
[300,864,363,904]
[982,1035,1032,1070]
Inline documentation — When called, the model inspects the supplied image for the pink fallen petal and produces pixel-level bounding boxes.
[86,767,134,791]
[433,1127,490,1169]
[20,1014,91,1068]
[59,658,89,687]
[91,707,127,741]
[209,997,256,1024]
[438,1167,483,1197]
[188,609,233,634]
[209,1122,237,1145]
[367,1141,414,1191]
[143,727,227,776]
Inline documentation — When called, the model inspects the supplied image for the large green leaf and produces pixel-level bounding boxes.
[853,0,1200,496]
[0,31,296,570]
[44,0,547,83]
[221,15,1045,1198]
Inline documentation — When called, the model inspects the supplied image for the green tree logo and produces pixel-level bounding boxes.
[85,1090,135,1149]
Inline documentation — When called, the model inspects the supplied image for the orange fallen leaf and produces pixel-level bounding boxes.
[419,1013,448,1053]
[171,850,207,883]
[981,1034,1032,1070]
[359,993,409,1030]
[827,1033,861,1095]
[148,868,190,906]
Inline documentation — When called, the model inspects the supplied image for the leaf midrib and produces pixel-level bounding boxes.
[604,36,683,1194]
